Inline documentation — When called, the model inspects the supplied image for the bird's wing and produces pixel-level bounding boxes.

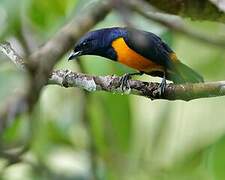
[123,28,175,70]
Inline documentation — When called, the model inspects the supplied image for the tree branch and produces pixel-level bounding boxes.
[0,0,112,133]
[144,0,225,23]
[49,69,225,101]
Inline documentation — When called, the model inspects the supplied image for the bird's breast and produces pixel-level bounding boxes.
[111,37,163,72]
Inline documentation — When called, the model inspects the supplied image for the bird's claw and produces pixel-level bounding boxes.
[158,77,166,96]
[62,70,71,88]
[119,73,131,92]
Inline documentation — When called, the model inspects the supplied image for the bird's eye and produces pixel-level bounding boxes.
[81,39,94,48]
[82,41,88,47]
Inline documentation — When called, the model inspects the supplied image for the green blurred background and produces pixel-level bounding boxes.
[1,0,225,179]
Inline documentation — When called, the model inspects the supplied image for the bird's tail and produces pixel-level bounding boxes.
[169,62,204,84]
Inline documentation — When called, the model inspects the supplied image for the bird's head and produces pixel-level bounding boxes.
[68,27,125,61]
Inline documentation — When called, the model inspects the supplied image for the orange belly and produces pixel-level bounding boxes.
[111,37,163,73]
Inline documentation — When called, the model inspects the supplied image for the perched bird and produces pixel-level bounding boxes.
[68,27,204,92]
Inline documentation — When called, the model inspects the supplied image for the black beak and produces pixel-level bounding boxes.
[68,51,82,61]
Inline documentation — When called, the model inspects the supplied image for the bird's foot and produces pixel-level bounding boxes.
[119,73,132,92]
[158,77,166,97]
[119,72,144,93]
[62,70,71,88]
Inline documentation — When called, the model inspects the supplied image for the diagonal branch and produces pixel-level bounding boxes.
[0,0,112,133]
[25,0,112,108]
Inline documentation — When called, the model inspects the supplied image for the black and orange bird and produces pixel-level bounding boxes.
[68,27,204,92]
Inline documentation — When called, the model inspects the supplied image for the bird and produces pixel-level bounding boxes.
[68,27,204,93]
